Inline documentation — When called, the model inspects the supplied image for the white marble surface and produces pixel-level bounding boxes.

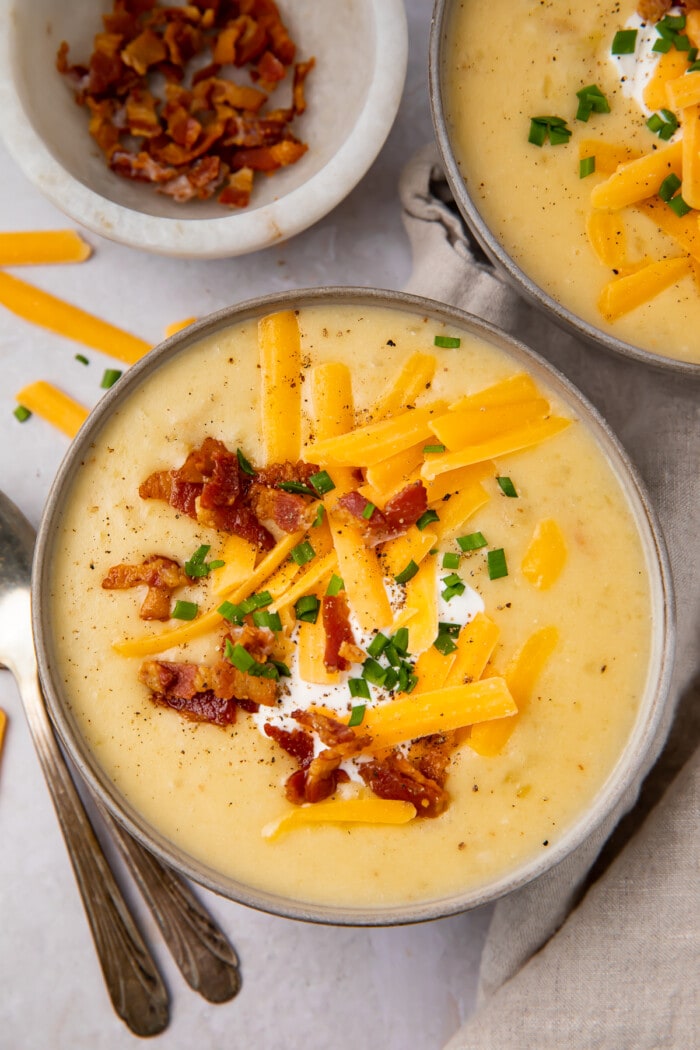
[0,4,495,1048]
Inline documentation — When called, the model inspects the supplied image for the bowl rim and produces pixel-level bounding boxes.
[32,286,676,926]
[428,0,700,379]
[0,0,408,259]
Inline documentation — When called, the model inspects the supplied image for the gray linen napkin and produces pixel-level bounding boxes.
[399,144,699,1049]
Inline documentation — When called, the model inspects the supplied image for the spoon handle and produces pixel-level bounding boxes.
[98,805,242,1003]
[16,667,170,1036]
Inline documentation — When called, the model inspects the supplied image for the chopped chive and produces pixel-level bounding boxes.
[647,109,679,140]
[441,573,462,588]
[294,594,320,623]
[442,551,460,570]
[362,501,377,520]
[392,627,409,656]
[394,559,419,585]
[326,573,344,596]
[236,447,256,476]
[383,667,399,690]
[652,35,672,53]
[240,590,272,612]
[252,609,282,631]
[349,678,371,701]
[226,642,256,672]
[438,621,461,636]
[433,631,458,656]
[667,194,692,217]
[611,28,637,55]
[218,600,244,624]
[100,368,122,389]
[13,405,31,422]
[208,559,225,571]
[487,548,508,580]
[312,503,325,528]
[579,156,596,179]
[272,660,291,678]
[423,443,446,454]
[172,600,198,621]
[348,704,367,727]
[457,531,488,552]
[290,540,315,565]
[575,84,610,122]
[362,658,387,686]
[496,476,518,498]
[75,353,89,365]
[434,335,461,348]
[184,544,211,577]
[367,632,390,659]
[277,480,315,496]
[309,470,335,495]
[659,173,682,201]
[416,509,440,530]
[530,115,573,146]
[441,573,465,600]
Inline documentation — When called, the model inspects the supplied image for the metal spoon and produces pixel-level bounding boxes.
[0,490,240,1029]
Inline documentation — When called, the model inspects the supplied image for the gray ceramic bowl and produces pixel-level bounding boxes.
[32,288,674,925]
[429,0,700,378]
[0,0,407,258]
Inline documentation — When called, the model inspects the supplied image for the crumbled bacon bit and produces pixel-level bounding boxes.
[102,554,188,620]
[284,709,370,805]
[335,481,428,546]
[56,0,313,209]
[358,752,449,819]
[321,594,356,672]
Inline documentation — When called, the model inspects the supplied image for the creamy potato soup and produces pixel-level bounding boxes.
[443,0,700,366]
[49,302,653,910]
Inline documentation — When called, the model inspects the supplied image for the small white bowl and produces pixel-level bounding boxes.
[0,0,407,258]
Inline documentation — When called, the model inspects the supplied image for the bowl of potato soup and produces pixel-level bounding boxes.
[431,0,700,375]
[33,288,674,924]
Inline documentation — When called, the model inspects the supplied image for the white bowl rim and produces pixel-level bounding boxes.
[428,0,700,378]
[0,0,407,259]
[33,286,676,926]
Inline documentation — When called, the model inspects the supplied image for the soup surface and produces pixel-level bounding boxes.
[49,302,653,911]
[443,0,700,366]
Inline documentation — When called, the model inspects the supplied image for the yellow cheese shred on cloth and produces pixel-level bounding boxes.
[399,143,699,1050]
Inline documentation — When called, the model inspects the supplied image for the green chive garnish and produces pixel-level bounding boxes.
[579,156,596,179]
[290,540,315,566]
[442,552,460,570]
[647,109,679,140]
[294,594,320,623]
[277,480,315,496]
[236,448,256,476]
[326,574,344,596]
[362,501,376,520]
[659,173,682,202]
[529,115,572,147]
[487,548,508,580]
[441,573,465,601]
[416,509,440,531]
[172,600,198,621]
[496,476,518,498]
[575,84,610,122]
[218,600,244,624]
[13,405,31,423]
[434,335,461,348]
[184,544,212,577]
[457,531,488,552]
[252,609,282,631]
[75,353,89,365]
[667,194,692,217]
[433,631,458,656]
[348,704,367,727]
[349,678,371,701]
[423,443,446,454]
[101,368,122,389]
[611,28,637,55]
[312,503,326,528]
[367,632,390,659]
[394,560,419,585]
[310,470,335,495]
[226,642,256,672]
[362,658,387,686]
[208,560,225,571]
[392,627,409,655]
